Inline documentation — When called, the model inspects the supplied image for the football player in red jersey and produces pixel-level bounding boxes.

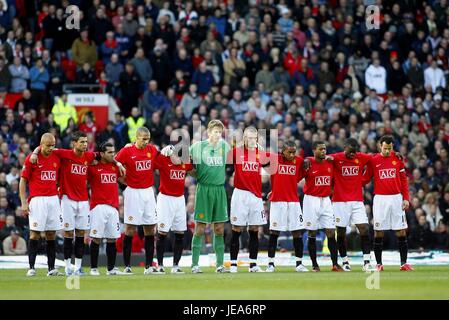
[20,133,63,277]
[266,140,309,273]
[364,135,413,271]
[153,150,193,274]
[303,141,341,272]
[115,126,161,274]
[228,127,268,273]
[88,142,128,276]
[326,138,374,271]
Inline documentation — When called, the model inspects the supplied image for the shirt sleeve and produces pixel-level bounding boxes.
[86,151,98,163]
[297,157,304,183]
[21,156,32,180]
[399,161,410,201]
[87,166,94,184]
[52,149,73,159]
[358,152,373,165]
[362,157,374,186]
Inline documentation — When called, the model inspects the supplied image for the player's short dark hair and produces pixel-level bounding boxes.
[71,131,87,142]
[98,141,114,152]
[312,140,326,150]
[282,140,297,151]
[344,138,359,150]
[379,135,394,145]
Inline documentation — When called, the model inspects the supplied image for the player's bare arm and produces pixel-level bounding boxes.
[19,177,29,215]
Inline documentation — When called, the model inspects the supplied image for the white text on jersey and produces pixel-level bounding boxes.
[342,166,359,176]
[41,171,56,181]
[101,173,117,183]
[315,176,331,186]
[136,160,152,171]
[71,164,87,175]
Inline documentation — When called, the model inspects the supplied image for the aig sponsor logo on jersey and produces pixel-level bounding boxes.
[342,166,359,176]
[315,176,331,186]
[278,164,296,175]
[206,156,223,166]
[101,173,117,183]
[242,161,259,172]
[278,164,296,176]
[379,168,396,179]
[136,160,152,171]
[71,164,87,175]
[41,171,56,181]
[170,170,186,180]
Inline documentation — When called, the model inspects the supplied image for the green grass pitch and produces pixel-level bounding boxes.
[1,266,449,300]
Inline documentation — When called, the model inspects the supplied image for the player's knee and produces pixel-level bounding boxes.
[92,238,101,245]
[195,225,206,236]
[213,223,224,235]
[291,230,302,238]
[143,224,155,236]
[326,230,335,239]
[30,231,40,240]
[357,224,368,235]
[374,231,384,238]
[396,229,406,237]
[106,239,116,243]
[75,229,85,237]
[308,230,317,237]
[158,231,168,237]
[248,226,259,233]
[64,230,74,238]
[270,230,280,236]
[45,231,56,240]
[336,227,346,238]
[125,225,136,236]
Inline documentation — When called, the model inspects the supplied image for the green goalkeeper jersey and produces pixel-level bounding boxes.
[189,139,230,186]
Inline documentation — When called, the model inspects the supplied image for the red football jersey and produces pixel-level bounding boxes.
[115,144,159,188]
[88,161,120,210]
[230,147,267,198]
[303,157,333,197]
[53,149,96,201]
[269,154,304,202]
[366,153,410,201]
[154,155,193,197]
[331,152,372,202]
[21,153,60,201]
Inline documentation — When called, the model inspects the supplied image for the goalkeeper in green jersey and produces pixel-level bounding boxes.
[162,120,230,273]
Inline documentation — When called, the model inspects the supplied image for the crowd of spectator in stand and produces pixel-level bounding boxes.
[0,0,449,256]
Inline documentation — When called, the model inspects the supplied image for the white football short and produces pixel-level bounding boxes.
[269,201,303,231]
[61,195,90,231]
[373,194,408,231]
[230,188,267,226]
[302,195,335,230]
[332,201,368,227]
[124,186,157,225]
[156,193,187,233]
[29,195,63,232]
[89,204,120,239]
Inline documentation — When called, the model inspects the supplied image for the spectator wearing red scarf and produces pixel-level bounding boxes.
[283,47,302,76]
[100,31,121,66]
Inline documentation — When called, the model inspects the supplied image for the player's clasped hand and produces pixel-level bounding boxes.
[161,145,175,157]
[21,203,29,216]
[29,153,38,164]
[116,162,126,177]
[402,200,410,211]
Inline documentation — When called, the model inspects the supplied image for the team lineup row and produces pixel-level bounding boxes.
[19,119,414,277]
